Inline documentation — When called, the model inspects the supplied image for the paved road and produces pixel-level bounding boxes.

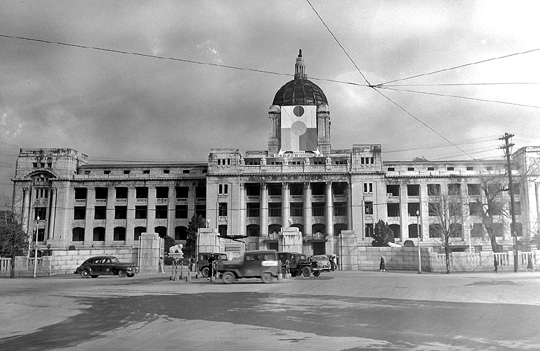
[1,270,540,350]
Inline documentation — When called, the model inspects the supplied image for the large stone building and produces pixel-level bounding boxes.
[11,51,540,263]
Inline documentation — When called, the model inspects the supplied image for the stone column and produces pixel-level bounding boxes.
[239,183,246,237]
[84,187,95,246]
[145,187,156,240]
[22,187,30,233]
[47,187,57,240]
[325,181,334,237]
[105,186,117,244]
[304,183,312,236]
[282,182,290,228]
[347,182,353,231]
[261,184,268,237]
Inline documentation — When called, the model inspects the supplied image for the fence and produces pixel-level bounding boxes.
[0,257,11,271]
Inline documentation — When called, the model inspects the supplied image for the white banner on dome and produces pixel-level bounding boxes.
[281,105,317,152]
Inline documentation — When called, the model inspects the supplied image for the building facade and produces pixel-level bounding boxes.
[11,52,540,260]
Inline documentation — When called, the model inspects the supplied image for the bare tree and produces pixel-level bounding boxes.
[0,211,28,278]
[429,195,464,274]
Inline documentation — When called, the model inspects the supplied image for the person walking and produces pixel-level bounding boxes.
[379,256,386,272]
[493,256,499,273]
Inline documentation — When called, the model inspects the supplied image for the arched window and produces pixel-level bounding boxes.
[312,223,326,235]
[134,226,146,241]
[72,227,85,242]
[334,223,347,235]
[268,224,281,235]
[247,224,260,237]
[155,226,167,238]
[389,224,401,240]
[93,227,105,241]
[113,227,126,241]
[408,224,421,239]
[175,226,187,240]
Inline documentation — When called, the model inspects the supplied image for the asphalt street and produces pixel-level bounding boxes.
[1,270,540,350]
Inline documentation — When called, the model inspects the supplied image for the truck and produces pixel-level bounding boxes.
[217,250,279,284]
[278,252,327,277]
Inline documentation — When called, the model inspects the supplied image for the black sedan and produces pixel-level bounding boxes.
[74,256,139,278]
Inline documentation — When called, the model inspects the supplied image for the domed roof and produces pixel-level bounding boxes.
[272,50,328,106]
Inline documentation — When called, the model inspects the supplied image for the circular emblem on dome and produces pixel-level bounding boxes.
[291,121,307,136]
[293,106,304,117]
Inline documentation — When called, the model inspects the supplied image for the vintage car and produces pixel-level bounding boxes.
[74,256,139,278]
[277,252,309,277]
[217,250,279,284]
[197,252,228,277]
[310,255,332,272]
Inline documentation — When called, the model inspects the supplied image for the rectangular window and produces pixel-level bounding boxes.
[311,183,325,196]
[514,222,523,236]
[514,202,521,216]
[195,186,206,198]
[123,170,130,175]
[447,166,455,171]
[363,183,373,193]
[448,183,461,196]
[365,201,373,215]
[290,203,303,217]
[427,166,435,171]
[245,184,260,196]
[387,185,399,197]
[268,184,282,196]
[176,186,189,199]
[94,206,106,220]
[467,166,474,171]
[136,187,148,199]
[218,224,227,236]
[116,187,128,199]
[365,223,374,237]
[333,202,347,216]
[269,203,282,217]
[34,207,46,220]
[467,184,481,196]
[387,203,400,217]
[143,170,150,174]
[387,167,395,171]
[469,202,483,216]
[428,202,441,216]
[115,206,127,219]
[95,187,108,200]
[407,167,415,171]
[471,223,483,237]
[449,202,462,217]
[195,204,206,217]
[247,203,260,217]
[135,206,147,219]
[175,205,188,219]
[155,205,168,219]
[407,184,420,196]
[74,206,86,220]
[427,184,440,196]
[156,187,168,199]
[493,223,503,237]
[218,203,228,217]
[74,188,87,200]
[312,202,325,217]
[218,184,229,195]
[408,203,420,217]
[290,183,303,196]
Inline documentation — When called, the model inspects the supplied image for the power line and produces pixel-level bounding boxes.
[371,88,477,161]
[383,136,498,154]
[383,82,540,87]
[305,0,372,86]
[376,47,540,86]
[378,86,540,109]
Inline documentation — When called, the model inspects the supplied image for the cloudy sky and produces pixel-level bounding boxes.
[1,0,539,205]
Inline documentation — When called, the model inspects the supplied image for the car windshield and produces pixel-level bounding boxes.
[218,254,228,261]
[313,256,327,261]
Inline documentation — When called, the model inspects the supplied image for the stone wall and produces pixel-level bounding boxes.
[358,246,432,271]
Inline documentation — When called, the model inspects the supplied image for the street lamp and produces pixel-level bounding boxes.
[416,210,421,274]
[33,216,40,278]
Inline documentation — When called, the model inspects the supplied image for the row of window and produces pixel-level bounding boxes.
[387,166,493,172]
[70,205,206,220]
[240,202,348,218]
[385,201,521,217]
[364,222,523,238]
[387,183,519,197]
[71,225,189,242]
[74,186,206,200]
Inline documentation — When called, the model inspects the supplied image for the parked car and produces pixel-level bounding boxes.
[217,250,279,284]
[197,252,228,277]
[310,255,332,272]
[74,256,139,278]
[278,252,309,277]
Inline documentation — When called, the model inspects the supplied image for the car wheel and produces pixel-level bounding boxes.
[118,270,127,278]
[127,273,135,277]
[261,272,273,284]
[302,266,311,277]
[222,272,235,284]
[313,270,321,277]
[91,275,99,278]
[80,270,91,278]
[201,267,210,278]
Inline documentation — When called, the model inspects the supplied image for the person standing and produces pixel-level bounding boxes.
[379,256,386,272]
[208,254,215,281]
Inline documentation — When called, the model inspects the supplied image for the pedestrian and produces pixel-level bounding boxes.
[493,256,498,273]
[379,256,386,272]
[208,254,215,281]
[330,255,336,271]
[527,254,534,271]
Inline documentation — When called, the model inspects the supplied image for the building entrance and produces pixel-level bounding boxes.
[312,242,325,255]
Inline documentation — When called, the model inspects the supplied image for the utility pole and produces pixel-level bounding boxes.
[499,133,518,272]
